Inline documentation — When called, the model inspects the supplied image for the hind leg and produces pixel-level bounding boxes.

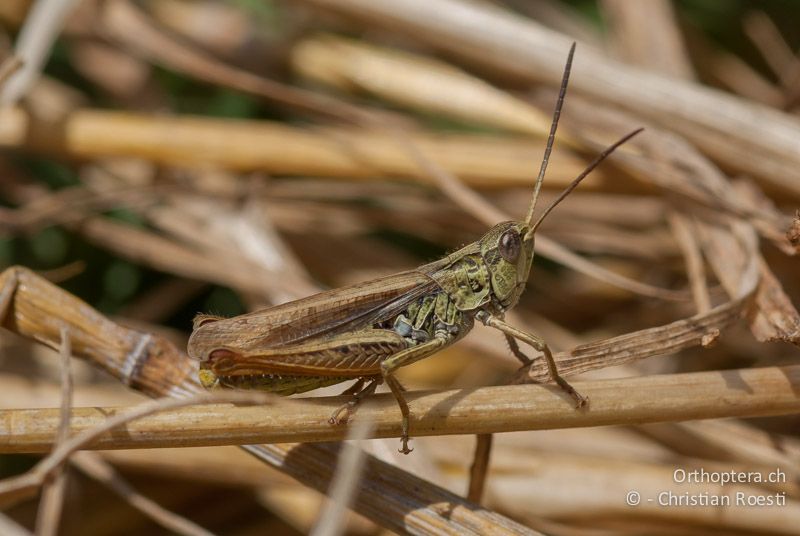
[328,377,382,425]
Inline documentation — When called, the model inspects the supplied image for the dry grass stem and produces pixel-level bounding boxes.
[524,295,748,381]
[484,450,800,534]
[0,391,281,503]
[79,216,280,298]
[601,0,694,79]
[0,56,23,87]
[0,182,164,236]
[290,34,563,142]
[243,443,545,536]
[742,11,800,92]
[101,0,368,124]
[641,420,800,480]
[0,0,80,105]
[0,513,31,536]
[33,327,72,536]
[467,434,493,504]
[710,50,786,106]
[311,418,374,536]
[0,107,602,189]
[2,365,798,453]
[667,211,711,314]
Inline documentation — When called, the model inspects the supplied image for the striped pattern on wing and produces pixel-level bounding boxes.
[188,269,440,360]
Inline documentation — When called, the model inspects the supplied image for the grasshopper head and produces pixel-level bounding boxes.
[473,40,641,313]
[479,221,535,310]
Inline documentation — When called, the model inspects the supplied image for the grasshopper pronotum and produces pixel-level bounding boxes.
[187,44,642,453]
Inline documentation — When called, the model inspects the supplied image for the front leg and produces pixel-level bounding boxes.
[381,335,448,454]
[478,311,588,408]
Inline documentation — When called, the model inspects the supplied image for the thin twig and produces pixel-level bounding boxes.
[467,434,493,504]
[1,0,81,105]
[742,11,800,89]
[0,56,23,87]
[311,418,375,536]
[34,326,72,536]
[0,514,31,536]
[667,211,711,314]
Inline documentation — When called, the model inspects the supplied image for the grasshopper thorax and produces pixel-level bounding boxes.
[479,221,535,311]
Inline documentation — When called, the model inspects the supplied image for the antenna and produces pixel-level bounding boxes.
[525,42,576,228]
[530,127,644,234]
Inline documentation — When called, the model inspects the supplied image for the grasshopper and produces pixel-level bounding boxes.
[187,44,642,453]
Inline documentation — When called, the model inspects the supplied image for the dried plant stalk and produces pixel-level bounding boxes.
[2,364,798,453]
[244,442,544,536]
[601,0,694,79]
[0,107,607,189]
[522,295,749,382]
[291,34,561,140]
[467,434,493,504]
[0,0,80,105]
[33,327,73,536]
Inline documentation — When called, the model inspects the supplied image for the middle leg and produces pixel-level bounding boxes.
[380,336,448,454]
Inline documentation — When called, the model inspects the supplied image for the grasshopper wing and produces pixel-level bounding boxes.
[188,269,439,361]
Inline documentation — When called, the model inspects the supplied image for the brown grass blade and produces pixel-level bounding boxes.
[520,294,749,382]
[33,327,72,536]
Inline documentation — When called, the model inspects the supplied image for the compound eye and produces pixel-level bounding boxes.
[499,229,521,263]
